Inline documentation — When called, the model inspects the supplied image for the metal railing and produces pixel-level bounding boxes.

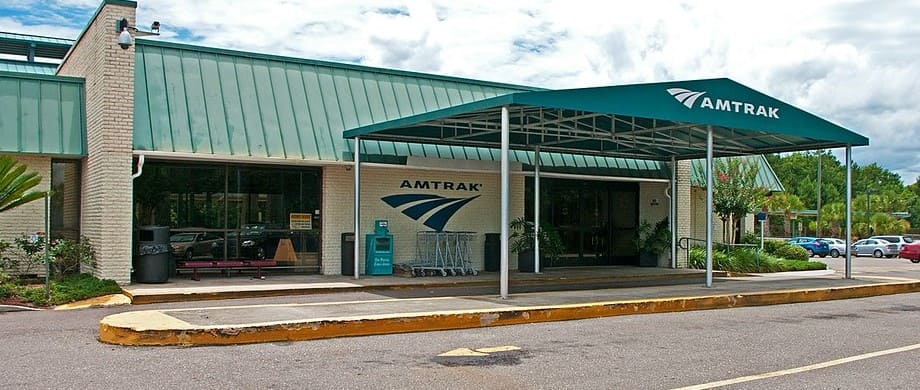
[676,237,762,269]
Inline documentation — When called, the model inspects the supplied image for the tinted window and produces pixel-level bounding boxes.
[905,237,914,243]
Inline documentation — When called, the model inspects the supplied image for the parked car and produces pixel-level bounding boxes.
[869,235,913,253]
[851,238,899,258]
[786,237,830,257]
[169,232,223,260]
[820,238,847,258]
[215,223,292,260]
[899,242,920,263]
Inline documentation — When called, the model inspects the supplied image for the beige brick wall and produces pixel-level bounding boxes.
[638,181,671,266]
[675,160,692,266]
[57,3,136,284]
[322,164,524,275]
[0,155,52,276]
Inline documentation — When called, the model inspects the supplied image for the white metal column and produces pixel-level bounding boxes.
[534,146,541,274]
[353,137,361,280]
[670,156,677,269]
[845,146,853,279]
[500,106,510,299]
[705,126,714,287]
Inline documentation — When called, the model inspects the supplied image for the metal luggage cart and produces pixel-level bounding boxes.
[410,231,478,276]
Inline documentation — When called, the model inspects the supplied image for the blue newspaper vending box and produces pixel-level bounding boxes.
[365,220,394,275]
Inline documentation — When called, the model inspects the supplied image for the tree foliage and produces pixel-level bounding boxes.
[767,151,917,236]
[709,157,768,242]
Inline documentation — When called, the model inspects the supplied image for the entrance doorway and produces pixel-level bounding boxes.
[525,178,639,266]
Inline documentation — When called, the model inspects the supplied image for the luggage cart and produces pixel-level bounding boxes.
[410,231,478,276]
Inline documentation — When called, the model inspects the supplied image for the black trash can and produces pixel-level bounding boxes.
[341,233,355,276]
[484,233,500,272]
[134,226,171,283]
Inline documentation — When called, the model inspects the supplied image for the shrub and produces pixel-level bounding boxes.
[771,244,809,261]
[48,237,96,278]
[10,273,120,307]
[688,246,825,273]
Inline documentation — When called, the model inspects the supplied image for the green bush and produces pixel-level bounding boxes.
[771,244,809,261]
[688,246,826,273]
[9,273,120,307]
[762,240,787,255]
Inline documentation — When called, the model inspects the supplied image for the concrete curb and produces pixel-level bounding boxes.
[55,294,132,310]
[125,272,721,305]
[99,280,920,347]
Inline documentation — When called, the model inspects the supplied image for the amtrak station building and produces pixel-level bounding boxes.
[0,0,868,286]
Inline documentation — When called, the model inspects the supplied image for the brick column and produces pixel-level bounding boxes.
[675,160,692,267]
[57,1,137,284]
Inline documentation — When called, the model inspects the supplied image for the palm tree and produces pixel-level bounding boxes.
[764,192,805,237]
[0,155,47,213]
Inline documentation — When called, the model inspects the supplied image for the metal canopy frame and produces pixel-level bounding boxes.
[345,78,867,299]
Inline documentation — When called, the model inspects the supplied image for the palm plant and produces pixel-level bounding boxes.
[0,155,47,213]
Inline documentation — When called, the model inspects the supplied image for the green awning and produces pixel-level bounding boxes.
[344,78,868,160]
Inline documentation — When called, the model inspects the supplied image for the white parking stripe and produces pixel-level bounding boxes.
[672,342,920,390]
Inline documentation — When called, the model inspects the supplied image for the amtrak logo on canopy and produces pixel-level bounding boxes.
[667,88,780,119]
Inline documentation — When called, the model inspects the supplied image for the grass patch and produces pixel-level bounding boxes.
[688,247,827,273]
[3,273,121,307]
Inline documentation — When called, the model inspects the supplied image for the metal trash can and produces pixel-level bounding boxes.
[134,225,171,283]
[341,233,355,276]
[484,233,500,272]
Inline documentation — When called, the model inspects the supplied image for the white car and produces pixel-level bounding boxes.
[820,238,847,258]
[869,235,913,253]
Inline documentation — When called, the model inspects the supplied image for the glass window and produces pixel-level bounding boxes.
[50,160,81,240]
[133,161,321,270]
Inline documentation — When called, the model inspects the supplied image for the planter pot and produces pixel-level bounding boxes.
[639,252,659,267]
[517,249,541,273]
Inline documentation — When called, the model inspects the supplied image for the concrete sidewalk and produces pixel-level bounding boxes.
[99,272,920,347]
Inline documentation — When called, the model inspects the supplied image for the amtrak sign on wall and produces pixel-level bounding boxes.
[382,180,482,232]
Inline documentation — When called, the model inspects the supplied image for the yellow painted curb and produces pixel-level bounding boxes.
[99,281,920,347]
[55,294,132,310]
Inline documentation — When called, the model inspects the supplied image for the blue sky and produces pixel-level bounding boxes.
[2,0,920,185]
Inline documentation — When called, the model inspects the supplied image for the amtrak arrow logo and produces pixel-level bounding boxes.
[382,194,480,231]
[667,88,707,108]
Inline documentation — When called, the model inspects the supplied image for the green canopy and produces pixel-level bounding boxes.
[343,78,868,160]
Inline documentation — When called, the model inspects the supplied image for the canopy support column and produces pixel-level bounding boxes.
[534,146,541,274]
[845,146,853,279]
[705,126,714,288]
[670,156,677,269]
[353,137,361,280]
[500,106,510,299]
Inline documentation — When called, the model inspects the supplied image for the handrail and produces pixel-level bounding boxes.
[675,237,762,268]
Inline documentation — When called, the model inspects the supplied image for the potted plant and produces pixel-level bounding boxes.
[509,216,564,272]
[635,218,671,267]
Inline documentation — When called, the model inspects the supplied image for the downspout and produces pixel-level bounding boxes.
[132,154,145,180]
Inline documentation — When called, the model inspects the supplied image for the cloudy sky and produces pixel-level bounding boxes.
[2,0,919,183]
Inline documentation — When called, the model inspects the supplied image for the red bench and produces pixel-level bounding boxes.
[179,260,276,281]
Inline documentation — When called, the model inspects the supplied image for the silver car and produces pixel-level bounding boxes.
[869,235,913,253]
[820,238,847,258]
[851,238,899,258]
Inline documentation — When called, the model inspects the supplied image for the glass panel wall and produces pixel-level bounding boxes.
[133,161,322,272]
[50,159,82,240]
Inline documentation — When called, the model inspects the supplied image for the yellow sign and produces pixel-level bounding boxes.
[289,213,312,230]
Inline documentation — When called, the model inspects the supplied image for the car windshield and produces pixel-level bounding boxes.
[170,233,196,243]
[241,224,266,235]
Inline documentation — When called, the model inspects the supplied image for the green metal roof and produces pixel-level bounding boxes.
[133,39,534,159]
[0,59,58,75]
[0,72,86,156]
[0,31,73,60]
[344,78,869,160]
[690,155,784,192]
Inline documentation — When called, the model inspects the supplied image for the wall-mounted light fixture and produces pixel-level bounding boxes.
[116,18,161,50]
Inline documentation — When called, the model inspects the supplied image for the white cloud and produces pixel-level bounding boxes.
[2,0,919,182]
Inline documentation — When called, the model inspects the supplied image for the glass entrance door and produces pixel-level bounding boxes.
[527,178,638,267]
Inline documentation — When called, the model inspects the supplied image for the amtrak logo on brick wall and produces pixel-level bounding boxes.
[382,194,480,232]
